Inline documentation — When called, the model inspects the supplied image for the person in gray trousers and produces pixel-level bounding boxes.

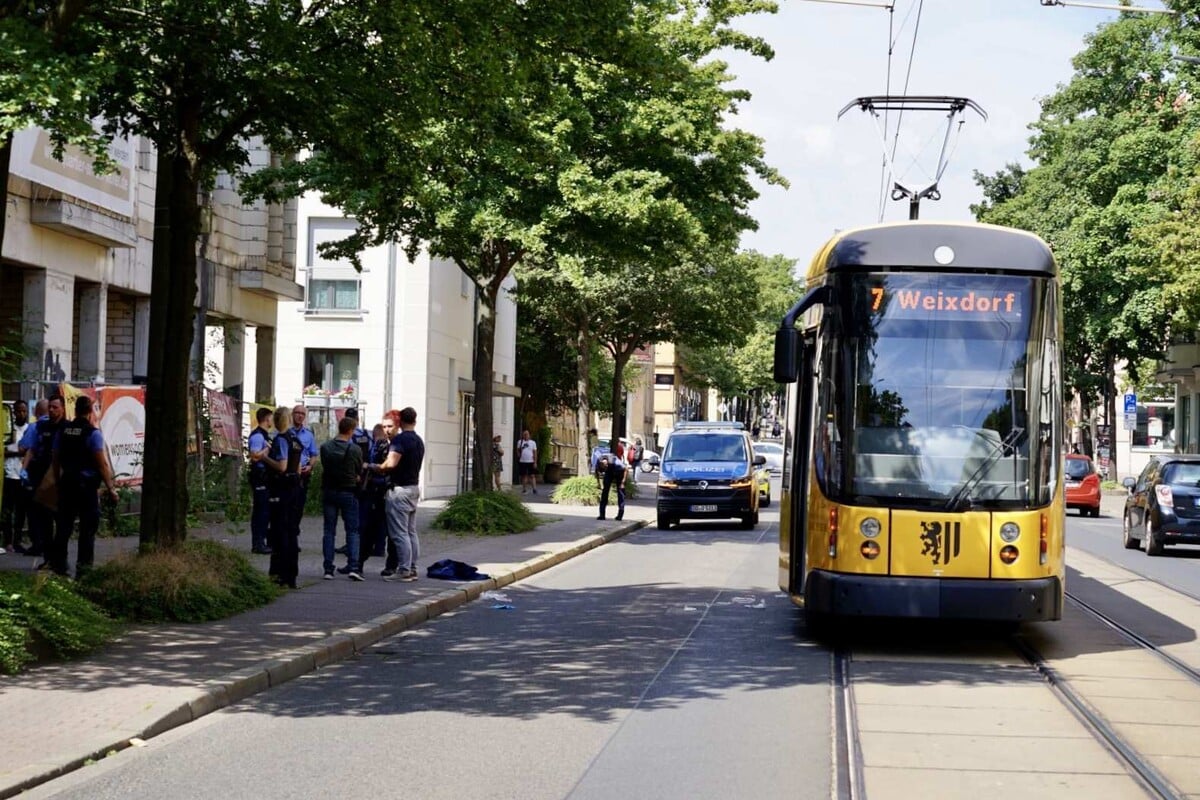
[369,407,425,582]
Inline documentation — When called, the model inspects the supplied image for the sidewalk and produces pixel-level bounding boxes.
[0,488,652,799]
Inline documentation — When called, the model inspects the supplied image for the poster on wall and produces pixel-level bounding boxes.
[97,386,146,486]
[58,383,146,486]
[206,389,242,457]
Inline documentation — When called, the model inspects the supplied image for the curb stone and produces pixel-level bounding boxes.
[0,518,646,800]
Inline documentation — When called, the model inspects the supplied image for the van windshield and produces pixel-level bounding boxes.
[664,434,748,463]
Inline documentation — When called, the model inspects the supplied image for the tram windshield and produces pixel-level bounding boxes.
[815,271,1059,510]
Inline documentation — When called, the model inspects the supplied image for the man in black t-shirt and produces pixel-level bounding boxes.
[370,407,425,582]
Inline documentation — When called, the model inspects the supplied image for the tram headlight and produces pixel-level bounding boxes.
[859,540,881,560]
[859,517,881,539]
[999,522,1020,543]
[999,545,1019,565]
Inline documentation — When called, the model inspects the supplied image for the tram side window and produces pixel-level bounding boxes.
[813,337,842,495]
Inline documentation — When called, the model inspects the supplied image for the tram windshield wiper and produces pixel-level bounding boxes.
[944,427,1025,511]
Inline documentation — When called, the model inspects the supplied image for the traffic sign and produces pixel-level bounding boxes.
[1124,411,1137,431]
[1123,392,1137,414]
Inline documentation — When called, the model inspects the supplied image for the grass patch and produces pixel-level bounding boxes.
[431,490,540,535]
[551,475,638,506]
[78,539,282,623]
[0,571,116,675]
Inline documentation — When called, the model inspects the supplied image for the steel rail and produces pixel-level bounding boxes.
[1011,634,1182,800]
[832,648,866,800]
[1066,591,1200,684]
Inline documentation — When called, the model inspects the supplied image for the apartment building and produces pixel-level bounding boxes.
[1,127,297,405]
[272,193,519,498]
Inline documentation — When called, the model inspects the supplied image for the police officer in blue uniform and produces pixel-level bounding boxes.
[247,407,274,554]
[290,404,319,538]
[353,422,392,574]
[266,406,303,588]
[52,395,118,578]
[21,396,65,565]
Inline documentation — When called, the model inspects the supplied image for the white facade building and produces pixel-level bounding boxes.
[274,194,518,498]
[2,127,297,406]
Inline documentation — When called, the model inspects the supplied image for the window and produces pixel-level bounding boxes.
[305,349,359,395]
[306,278,361,312]
[1133,401,1175,450]
[306,218,363,315]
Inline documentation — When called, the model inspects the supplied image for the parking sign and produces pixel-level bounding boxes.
[1123,392,1137,414]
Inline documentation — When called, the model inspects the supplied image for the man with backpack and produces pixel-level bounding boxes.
[51,396,118,578]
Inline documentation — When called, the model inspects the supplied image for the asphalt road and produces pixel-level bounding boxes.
[30,497,833,800]
[1066,503,1200,602]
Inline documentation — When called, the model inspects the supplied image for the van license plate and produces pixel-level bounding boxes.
[690,504,718,513]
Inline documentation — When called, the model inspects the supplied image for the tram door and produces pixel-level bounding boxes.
[788,335,816,595]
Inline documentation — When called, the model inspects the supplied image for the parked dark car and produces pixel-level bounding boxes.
[1121,454,1200,556]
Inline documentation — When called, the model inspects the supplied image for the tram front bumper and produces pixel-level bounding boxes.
[804,571,1062,622]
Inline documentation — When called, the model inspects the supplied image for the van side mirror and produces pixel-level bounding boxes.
[1122,476,1135,491]
[774,328,799,384]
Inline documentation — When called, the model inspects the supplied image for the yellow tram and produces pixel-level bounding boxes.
[773,221,1065,623]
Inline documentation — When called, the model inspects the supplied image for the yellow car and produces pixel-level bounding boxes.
[756,467,771,507]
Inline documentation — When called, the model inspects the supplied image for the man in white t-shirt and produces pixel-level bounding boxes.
[516,429,538,494]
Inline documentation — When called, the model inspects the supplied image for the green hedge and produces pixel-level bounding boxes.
[0,571,115,675]
[78,539,282,623]
[431,490,540,535]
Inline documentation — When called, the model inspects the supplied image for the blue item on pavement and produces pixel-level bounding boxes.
[426,558,490,581]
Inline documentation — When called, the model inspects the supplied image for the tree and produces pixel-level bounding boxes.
[295,0,780,487]
[680,251,802,402]
[972,11,1198,472]
[8,2,481,545]
[0,2,114,259]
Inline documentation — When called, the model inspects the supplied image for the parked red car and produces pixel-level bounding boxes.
[1065,454,1102,517]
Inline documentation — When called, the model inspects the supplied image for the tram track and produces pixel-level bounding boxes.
[826,603,1200,800]
[1065,590,1200,685]
[1010,632,1182,800]
[831,648,865,800]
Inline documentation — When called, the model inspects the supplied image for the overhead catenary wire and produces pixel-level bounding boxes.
[889,0,925,169]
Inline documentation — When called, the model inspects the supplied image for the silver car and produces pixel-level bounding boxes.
[753,441,784,474]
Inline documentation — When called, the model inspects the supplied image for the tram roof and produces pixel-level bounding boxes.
[808,221,1056,279]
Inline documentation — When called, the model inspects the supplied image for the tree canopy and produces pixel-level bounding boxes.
[972,9,1200,465]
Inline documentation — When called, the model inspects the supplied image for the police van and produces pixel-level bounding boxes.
[655,421,765,530]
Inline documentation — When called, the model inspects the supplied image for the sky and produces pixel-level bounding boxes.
[723,0,1171,263]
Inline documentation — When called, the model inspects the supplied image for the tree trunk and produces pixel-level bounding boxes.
[575,319,592,476]
[469,244,516,492]
[139,145,200,549]
[610,348,631,447]
[0,131,11,260]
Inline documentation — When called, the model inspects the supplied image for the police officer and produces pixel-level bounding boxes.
[247,407,274,554]
[354,422,392,574]
[21,396,65,565]
[289,404,319,537]
[52,395,118,578]
[266,406,303,588]
[597,445,627,522]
